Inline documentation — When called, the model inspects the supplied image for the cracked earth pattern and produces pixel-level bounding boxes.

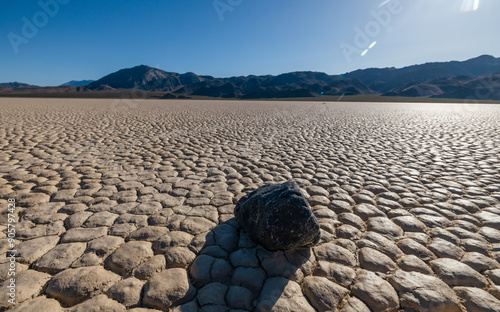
[1,98,500,312]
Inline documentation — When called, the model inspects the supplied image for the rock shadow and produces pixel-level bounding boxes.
[187,217,316,311]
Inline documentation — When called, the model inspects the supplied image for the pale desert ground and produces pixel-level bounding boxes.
[0,98,500,312]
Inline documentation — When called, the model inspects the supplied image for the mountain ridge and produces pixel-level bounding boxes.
[0,82,38,88]
[2,55,499,100]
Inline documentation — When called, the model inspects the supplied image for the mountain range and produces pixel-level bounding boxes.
[2,55,499,100]
[0,82,37,88]
[60,80,95,87]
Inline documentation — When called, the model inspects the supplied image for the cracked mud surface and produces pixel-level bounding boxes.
[1,98,500,311]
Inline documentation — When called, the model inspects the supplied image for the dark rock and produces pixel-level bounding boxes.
[234,181,320,250]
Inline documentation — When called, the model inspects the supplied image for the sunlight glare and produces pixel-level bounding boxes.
[361,41,376,57]
[460,0,480,12]
[473,0,480,11]
[378,0,391,8]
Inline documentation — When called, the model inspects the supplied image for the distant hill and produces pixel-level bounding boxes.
[2,55,499,100]
[87,66,371,98]
[0,82,38,88]
[344,55,500,93]
[60,80,94,87]
[87,65,205,91]
[382,74,500,100]
[432,74,500,100]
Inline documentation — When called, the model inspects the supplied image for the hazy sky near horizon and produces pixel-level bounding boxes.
[1,0,499,86]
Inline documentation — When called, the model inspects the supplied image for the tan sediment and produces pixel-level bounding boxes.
[0,98,500,311]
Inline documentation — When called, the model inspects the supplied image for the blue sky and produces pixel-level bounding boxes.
[1,0,499,86]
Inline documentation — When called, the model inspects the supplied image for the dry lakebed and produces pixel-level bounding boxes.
[0,98,500,311]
